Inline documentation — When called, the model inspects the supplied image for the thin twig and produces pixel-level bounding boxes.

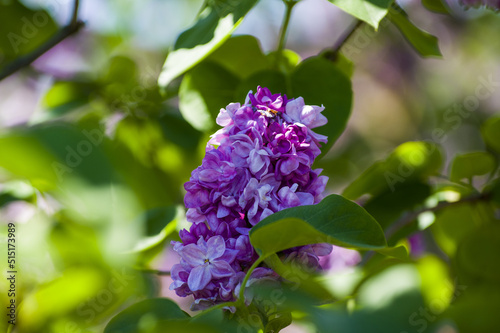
[71,0,80,26]
[137,268,171,276]
[0,0,83,81]
[331,19,363,53]
[385,192,491,239]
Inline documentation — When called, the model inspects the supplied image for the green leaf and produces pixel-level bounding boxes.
[206,35,270,79]
[34,122,116,186]
[456,225,500,282]
[18,267,107,331]
[179,61,240,131]
[0,133,59,190]
[482,116,500,154]
[431,203,493,256]
[375,245,409,260]
[158,111,202,151]
[104,298,189,333]
[158,0,258,90]
[321,51,355,78]
[250,194,386,257]
[291,56,353,156]
[0,0,58,65]
[235,69,288,102]
[264,253,336,303]
[130,206,179,262]
[41,81,96,119]
[266,49,302,75]
[450,152,496,182]
[446,285,500,333]
[422,0,449,14]
[265,312,293,333]
[363,181,431,229]
[388,7,441,57]
[327,0,394,29]
[343,141,443,200]
[488,178,500,206]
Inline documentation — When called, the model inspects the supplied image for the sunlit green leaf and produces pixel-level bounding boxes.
[266,49,302,75]
[450,152,496,182]
[0,133,59,190]
[327,0,394,29]
[42,81,96,119]
[416,255,453,305]
[17,268,105,332]
[158,0,259,90]
[388,7,441,57]
[375,245,409,260]
[431,202,494,256]
[250,194,386,257]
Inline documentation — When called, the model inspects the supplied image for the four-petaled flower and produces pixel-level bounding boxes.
[179,236,235,291]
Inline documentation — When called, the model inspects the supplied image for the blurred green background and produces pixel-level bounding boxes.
[0,0,499,332]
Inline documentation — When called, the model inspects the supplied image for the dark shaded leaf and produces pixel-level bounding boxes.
[291,56,352,156]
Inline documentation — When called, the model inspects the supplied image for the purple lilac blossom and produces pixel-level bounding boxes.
[460,0,500,10]
[170,86,332,309]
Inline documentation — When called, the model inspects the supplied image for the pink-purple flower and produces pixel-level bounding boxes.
[171,86,332,309]
[178,236,235,291]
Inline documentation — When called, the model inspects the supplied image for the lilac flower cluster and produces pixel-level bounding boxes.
[460,0,500,10]
[170,87,331,309]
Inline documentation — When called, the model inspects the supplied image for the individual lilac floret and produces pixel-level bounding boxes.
[171,86,332,309]
[178,236,235,291]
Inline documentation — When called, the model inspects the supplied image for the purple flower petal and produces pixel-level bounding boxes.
[206,235,226,260]
[179,244,206,267]
[188,264,212,291]
[210,260,234,279]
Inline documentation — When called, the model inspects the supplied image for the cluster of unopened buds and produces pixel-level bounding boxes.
[170,86,332,310]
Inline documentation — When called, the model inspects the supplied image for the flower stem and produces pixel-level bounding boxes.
[237,255,266,304]
[275,0,298,68]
